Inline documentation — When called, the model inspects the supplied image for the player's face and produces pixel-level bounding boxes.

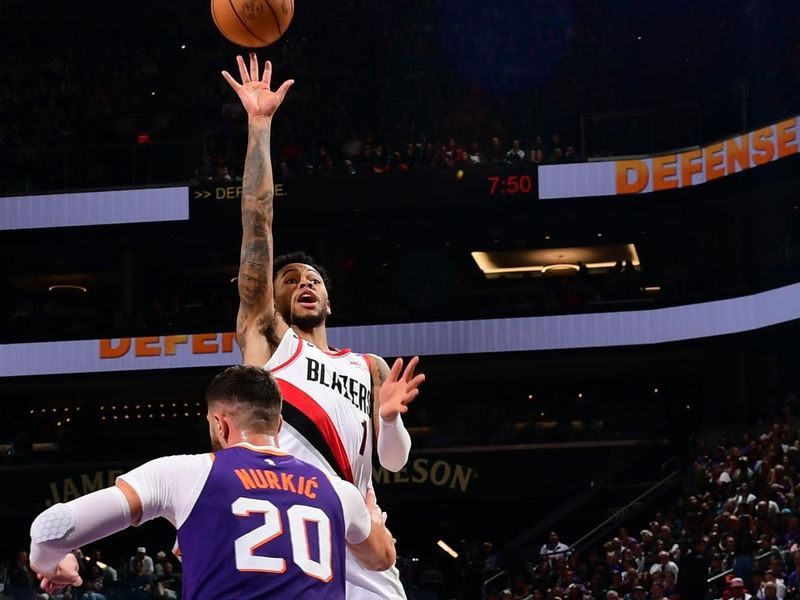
[274,263,330,330]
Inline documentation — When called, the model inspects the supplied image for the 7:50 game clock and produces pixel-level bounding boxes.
[487,173,535,195]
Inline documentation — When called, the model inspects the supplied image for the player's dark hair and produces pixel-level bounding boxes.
[273,251,332,294]
[206,365,282,433]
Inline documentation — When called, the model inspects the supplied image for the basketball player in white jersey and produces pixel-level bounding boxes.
[222,53,424,599]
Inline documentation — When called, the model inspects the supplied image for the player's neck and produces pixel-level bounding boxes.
[291,324,330,352]
[229,432,279,448]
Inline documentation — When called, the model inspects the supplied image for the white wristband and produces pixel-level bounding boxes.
[380,413,404,427]
[377,413,411,472]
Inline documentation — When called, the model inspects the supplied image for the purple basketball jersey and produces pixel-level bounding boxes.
[177,445,347,600]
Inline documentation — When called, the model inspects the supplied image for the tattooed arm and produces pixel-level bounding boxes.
[222,53,294,365]
[368,355,425,472]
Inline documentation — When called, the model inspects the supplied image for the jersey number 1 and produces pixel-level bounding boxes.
[232,497,333,581]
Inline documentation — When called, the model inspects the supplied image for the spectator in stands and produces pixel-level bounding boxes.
[732,483,758,511]
[564,146,582,163]
[467,142,483,164]
[486,136,504,164]
[620,565,639,596]
[766,556,786,581]
[546,147,563,164]
[89,550,116,585]
[342,131,364,159]
[626,584,646,600]
[640,529,658,564]
[650,581,666,600]
[734,457,754,483]
[649,551,679,582]
[723,534,738,569]
[8,551,35,600]
[541,531,571,564]
[153,551,168,577]
[761,571,786,599]
[342,158,356,175]
[83,564,107,600]
[757,535,781,559]
[155,561,181,599]
[565,581,584,598]
[658,525,679,558]
[527,149,543,164]
[785,551,800,595]
[505,140,525,164]
[125,559,154,599]
[128,547,154,575]
[758,580,780,600]
[730,576,755,600]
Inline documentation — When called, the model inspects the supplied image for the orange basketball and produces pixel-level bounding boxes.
[211,0,294,48]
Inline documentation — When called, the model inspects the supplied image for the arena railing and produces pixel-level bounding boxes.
[507,443,670,550]
[530,468,681,565]
[706,548,783,585]
[482,570,510,599]
[569,470,681,556]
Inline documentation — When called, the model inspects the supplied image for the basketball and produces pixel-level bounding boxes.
[211,0,294,48]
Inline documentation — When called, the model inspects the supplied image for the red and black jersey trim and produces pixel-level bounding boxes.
[276,378,355,483]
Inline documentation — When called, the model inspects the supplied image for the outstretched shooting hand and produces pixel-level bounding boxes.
[221,52,294,118]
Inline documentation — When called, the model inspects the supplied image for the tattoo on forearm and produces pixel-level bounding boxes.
[242,124,273,204]
[238,234,271,308]
[238,120,274,322]
[236,117,284,356]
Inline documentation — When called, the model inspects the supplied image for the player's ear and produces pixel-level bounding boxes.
[325,299,332,317]
[212,413,229,445]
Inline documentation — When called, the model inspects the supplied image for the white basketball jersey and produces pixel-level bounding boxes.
[265,329,407,600]
[266,329,373,494]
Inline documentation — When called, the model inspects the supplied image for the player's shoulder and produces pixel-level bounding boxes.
[363,353,389,380]
[264,328,305,370]
[142,452,214,471]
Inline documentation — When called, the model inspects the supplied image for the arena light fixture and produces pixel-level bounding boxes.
[436,540,459,559]
[48,284,88,293]
[540,263,580,274]
[471,244,641,279]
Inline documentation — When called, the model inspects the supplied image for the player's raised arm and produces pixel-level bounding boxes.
[369,355,426,472]
[221,53,294,365]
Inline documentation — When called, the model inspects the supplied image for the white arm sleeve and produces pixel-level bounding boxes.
[30,486,131,575]
[117,453,213,527]
[329,477,371,545]
[377,414,411,472]
[30,453,213,576]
